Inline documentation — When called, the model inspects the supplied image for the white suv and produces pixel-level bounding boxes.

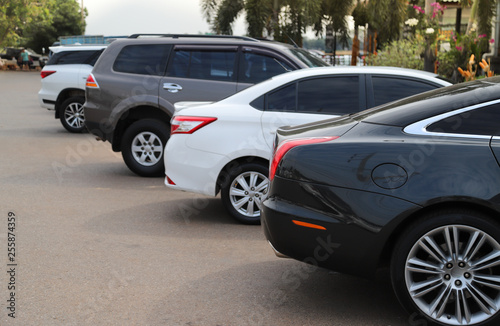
[38,45,107,132]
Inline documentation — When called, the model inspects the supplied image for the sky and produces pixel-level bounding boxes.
[83,0,247,36]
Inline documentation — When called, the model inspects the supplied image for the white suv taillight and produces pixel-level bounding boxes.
[171,116,217,135]
[40,70,56,79]
[269,137,339,181]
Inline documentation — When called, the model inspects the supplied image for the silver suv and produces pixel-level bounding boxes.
[38,45,107,132]
[84,35,328,177]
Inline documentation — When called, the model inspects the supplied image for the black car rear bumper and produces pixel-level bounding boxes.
[261,177,420,278]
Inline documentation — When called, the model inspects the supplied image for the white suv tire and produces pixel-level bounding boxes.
[60,96,86,133]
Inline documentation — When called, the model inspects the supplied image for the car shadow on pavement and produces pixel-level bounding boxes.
[82,197,261,239]
[145,259,409,326]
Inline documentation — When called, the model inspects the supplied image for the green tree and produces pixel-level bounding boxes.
[23,0,87,53]
[0,0,49,47]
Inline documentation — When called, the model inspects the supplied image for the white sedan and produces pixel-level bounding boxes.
[164,66,452,224]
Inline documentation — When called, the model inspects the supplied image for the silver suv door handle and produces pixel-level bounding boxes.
[163,83,183,93]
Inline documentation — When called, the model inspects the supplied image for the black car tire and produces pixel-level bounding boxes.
[60,96,86,133]
[391,209,500,326]
[121,119,169,177]
[221,162,269,225]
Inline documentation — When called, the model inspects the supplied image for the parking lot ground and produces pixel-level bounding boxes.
[0,71,411,325]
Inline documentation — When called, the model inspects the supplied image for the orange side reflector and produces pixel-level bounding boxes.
[292,220,326,230]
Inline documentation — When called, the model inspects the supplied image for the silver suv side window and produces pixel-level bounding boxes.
[113,44,171,75]
[238,52,293,84]
[166,50,236,82]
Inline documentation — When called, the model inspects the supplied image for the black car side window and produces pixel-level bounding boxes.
[297,76,359,115]
[113,44,171,75]
[427,103,500,136]
[372,76,438,106]
[167,50,236,82]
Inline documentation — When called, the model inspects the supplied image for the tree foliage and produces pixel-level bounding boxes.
[367,0,407,47]
[0,0,85,53]
[475,0,496,37]
[200,0,351,46]
[0,0,50,47]
[23,0,87,53]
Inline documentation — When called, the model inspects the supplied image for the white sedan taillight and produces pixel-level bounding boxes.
[170,116,217,135]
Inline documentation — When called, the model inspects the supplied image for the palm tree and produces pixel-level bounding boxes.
[468,0,496,37]
[201,0,275,37]
[366,0,407,48]
[314,0,354,59]
[200,0,352,47]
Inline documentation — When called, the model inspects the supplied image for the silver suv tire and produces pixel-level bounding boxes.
[121,119,170,177]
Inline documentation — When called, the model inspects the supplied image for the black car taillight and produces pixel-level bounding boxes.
[269,137,339,181]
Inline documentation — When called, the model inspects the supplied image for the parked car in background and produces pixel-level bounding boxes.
[84,34,328,177]
[164,66,452,224]
[262,77,500,326]
[0,47,45,69]
[38,45,107,132]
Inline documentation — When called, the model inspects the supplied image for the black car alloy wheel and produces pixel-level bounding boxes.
[391,209,500,326]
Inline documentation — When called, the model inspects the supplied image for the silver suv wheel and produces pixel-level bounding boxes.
[130,132,164,167]
[121,119,169,177]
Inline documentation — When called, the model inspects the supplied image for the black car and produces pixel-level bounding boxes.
[262,77,500,326]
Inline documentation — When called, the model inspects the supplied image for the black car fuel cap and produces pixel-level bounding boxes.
[371,163,408,189]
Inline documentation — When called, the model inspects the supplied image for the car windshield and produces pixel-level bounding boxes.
[286,48,329,67]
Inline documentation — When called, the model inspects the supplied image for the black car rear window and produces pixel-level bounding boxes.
[427,102,500,136]
[47,50,102,65]
[358,77,500,127]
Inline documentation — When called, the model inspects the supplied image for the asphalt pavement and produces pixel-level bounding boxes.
[0,70,411,325]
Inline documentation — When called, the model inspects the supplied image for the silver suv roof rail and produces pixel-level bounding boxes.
[127,34,259,42]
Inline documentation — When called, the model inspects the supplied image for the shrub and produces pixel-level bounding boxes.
[367,38,424,70]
